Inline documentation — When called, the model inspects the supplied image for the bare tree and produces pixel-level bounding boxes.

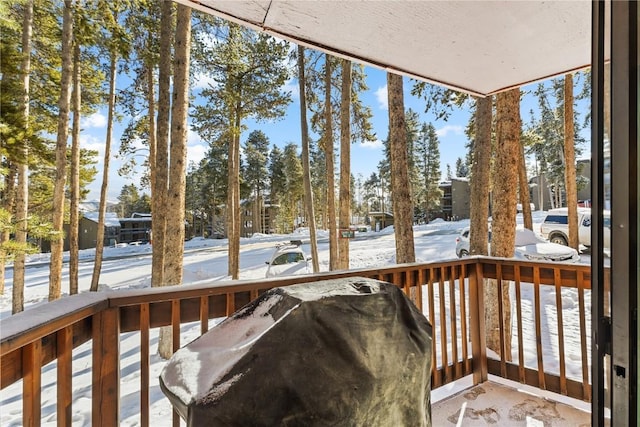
[298,46,320,272]
[338,59,352,270]
[387,72,415,263]
[49,0,74,301]
[324,55,338,270]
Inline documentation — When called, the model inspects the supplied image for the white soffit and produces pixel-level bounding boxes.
[176,0,592,97]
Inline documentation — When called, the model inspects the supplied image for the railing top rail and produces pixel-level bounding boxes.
[0,292,108,356]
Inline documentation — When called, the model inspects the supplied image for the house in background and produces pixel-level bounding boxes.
[438,178,471,221]
[62,212,121,251]
[368,211,394,231]
[239,197,281,236]
[119,213,153,244]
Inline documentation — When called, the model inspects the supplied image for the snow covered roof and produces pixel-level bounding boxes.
[82,212,121,227]
[174,0,599,97]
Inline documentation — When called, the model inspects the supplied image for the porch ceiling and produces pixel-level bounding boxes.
[174,0,594,97]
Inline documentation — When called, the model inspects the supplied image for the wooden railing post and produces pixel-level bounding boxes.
[469,261,488,384]
[92,307,120,426]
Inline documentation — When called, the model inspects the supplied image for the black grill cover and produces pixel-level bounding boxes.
[160,277,432,426]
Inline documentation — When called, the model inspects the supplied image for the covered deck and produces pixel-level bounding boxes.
[1,257,599,425]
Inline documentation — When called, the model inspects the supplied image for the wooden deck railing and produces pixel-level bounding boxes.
[0,258,601,426]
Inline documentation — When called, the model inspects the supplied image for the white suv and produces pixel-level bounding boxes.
[540,208,610,250]
[265,241,311,278]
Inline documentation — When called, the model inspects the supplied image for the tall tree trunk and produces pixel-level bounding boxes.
[0,165,17,295]
[147,41,157,247]
[152,0,173,288]
[49,0,74,301]
[154,1,174,358]
[518,140,533,230]
[164,4,191,286]
[159,4,191,360]
[252,187,260,234]
[298,46,320,272]
[90,50,117,292]
[469,96,492,256]
[387,72,415,264]
[227,110,241,279]
[486,88,521,359]
[564,73,579,250]
[338,59,351,270]
[11,0,33,311]
[69,41,81,294]
[324,55,338,270]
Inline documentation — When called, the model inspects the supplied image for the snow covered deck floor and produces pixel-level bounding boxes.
[432,379,592,426]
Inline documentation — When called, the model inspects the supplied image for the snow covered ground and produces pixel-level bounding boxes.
[0,212,594,426]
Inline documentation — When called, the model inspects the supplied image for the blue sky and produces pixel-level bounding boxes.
[79,65,589,202]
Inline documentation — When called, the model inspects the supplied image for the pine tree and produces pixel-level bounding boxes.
[191,21,291,279]
[414,122,442,222]
[243,130,270,234]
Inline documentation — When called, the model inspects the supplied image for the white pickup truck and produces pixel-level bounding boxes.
[540,208,611,250]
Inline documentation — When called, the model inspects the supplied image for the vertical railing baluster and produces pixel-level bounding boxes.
[554,268,567,395]
[448,266,459,379]
[172,300,181,427]
[514,265,525,383]
[577,270,591,401]
[226,293,235,316]
[140,303,150,427]
[200,296,209,335]
[438,266,449,381]
[417,268,425,313]
[427,269,440,387]
[533,266,546,390]
[57,326,73,426]
[23,339,42,427]
[496,263,507,378]
[458,264,470,375]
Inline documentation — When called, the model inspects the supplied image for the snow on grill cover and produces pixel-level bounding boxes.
[159,277,433,426]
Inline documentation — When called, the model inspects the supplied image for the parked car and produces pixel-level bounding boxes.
[539,207,610,249]
[455,226,580,263]
[265,241,311,278]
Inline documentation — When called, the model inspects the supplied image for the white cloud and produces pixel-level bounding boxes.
[81,112,107,129]
[187,129,206,166]
[360,138,384,149]
[282,77,299,100]
[80,134,105,160]
[374,85,388,110]
[188,144,207,167]
[436,125,464,138]
[193,72,218,90]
